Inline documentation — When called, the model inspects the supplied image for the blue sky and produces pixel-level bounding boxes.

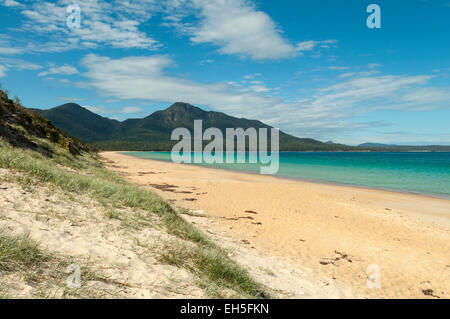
[0,0,449,145]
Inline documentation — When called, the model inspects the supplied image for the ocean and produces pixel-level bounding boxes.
[123,151,450,199]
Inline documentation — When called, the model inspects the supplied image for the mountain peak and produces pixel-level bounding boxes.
[167,102,196,112]
[170,102,193,107]
[163,102,207,121]
[54,103,84,110]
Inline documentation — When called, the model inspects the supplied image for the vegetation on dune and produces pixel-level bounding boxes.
[0,229,49,273]
[0,87,91,156]
[0,87,269,298]
[0,227,126,299]
[0,141,269,298]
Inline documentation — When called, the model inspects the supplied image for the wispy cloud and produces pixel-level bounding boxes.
[328,66,348,70]
[80,54,450,139]
[81,54,279,113]
[0,0,23,7]
[0,36,24,55]
[57,96,84,102]
[84,105,145,115]
[0,57,41,78]
[163,0,335,61]
[0,65,7,77]
[243,73,262,79]
[38,64,78,77]
[4,0,335,60]
[8,0,159,53]
[367,63,381,69]
[0,47,23,55]
[296,40,337,53]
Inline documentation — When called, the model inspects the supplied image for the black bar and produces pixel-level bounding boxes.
[1,299,447,318]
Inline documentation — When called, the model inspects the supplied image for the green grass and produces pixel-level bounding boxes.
[0,140,269,298]
[159,243,267,298]
[0,229,49,273]
[0,227,127,298]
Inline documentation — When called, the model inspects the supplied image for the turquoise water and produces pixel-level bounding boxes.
[123,151,450,199]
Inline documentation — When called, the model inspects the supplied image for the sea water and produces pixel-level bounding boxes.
[123,151,450,199]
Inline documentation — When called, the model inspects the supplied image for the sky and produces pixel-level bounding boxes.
[0,0,449,145]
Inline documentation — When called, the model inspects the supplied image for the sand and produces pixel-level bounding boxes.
[0,168,205,298]
[1,168,336,298]
[101,151,450,299]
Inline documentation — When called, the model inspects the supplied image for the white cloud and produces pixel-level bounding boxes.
[339,72,356,79]
[0,57,42,77]
[165,0,329,60]
[162,0,337,60]
[81,54,279,112]
[400,87,450,110]
[0,65,7,77]
[328,66,348,70]
[12,0,159,52]
[57,96,84,102]
[296,40,337,53]
[1,0,23,7]
[84,105,144,115]
[270,75,449,137]
[295,41,317,52]
[199,59,214,65]
[122,106,144,114]
[243,73,262,79]
[80,54,450,139]
[38,64,78,77]
[0,47,23,55]
[186,0,296,60]
[0,36,24,55]
[5,0,334,59]
[368,63,381,69]
[249,85,271,93]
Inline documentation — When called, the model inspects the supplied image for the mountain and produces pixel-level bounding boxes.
[0,90,90,155]
[37,103,121,142]
[359,143,397,148]
[35,102,358,151]
[358,142,450,152]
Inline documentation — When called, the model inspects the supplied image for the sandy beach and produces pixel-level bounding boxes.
[101,151,450,299]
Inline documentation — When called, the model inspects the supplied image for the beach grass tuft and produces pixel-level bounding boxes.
[0,229,49,272]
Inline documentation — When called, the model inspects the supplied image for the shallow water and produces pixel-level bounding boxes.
[123,151,450,199]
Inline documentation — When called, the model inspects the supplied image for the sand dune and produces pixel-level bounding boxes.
[0,168,204,298]
[101,151,450,299]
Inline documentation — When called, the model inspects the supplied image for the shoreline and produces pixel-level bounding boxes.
[120,151,450,202]
[102,151,450,298]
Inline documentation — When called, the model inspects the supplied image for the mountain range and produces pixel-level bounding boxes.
[357,142,450,152]
[32,102,450,152]
[33,102,358,151]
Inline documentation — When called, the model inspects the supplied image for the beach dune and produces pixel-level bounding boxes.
[101,152,450,299]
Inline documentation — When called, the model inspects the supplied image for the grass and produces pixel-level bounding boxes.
[104,208,121,220]
[159,243,267,298]
[0,140,269,298]
[0,229,49,273]
[0,227,124,298]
